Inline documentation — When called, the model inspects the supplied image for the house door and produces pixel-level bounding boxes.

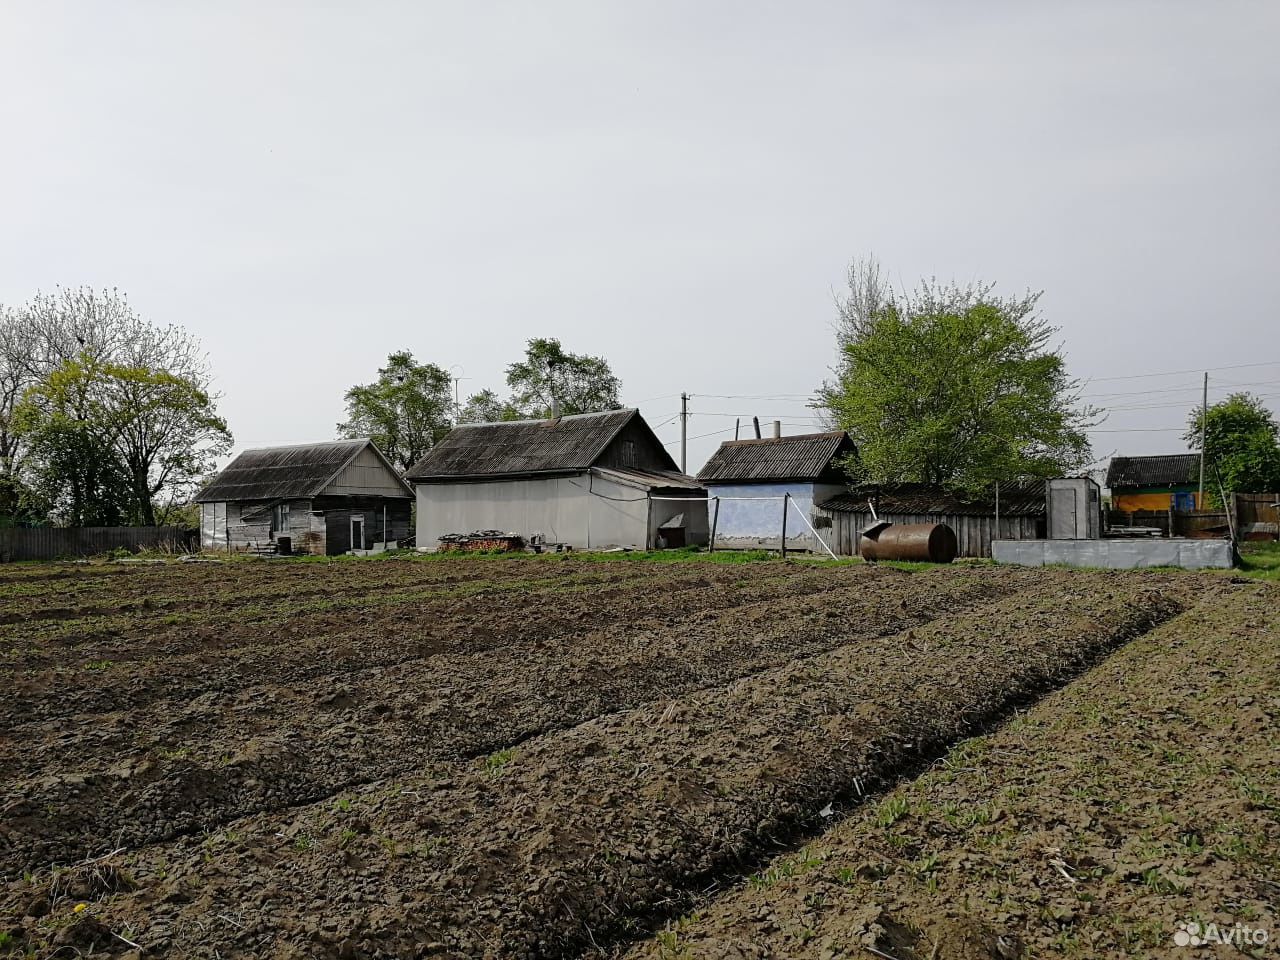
[350,516,365,552]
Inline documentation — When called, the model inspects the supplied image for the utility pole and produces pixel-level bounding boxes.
[1198,371,1207,508]
[679,392,688,473]
[449,364,466,423]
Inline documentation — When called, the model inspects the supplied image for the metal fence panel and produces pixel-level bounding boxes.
[0,526,194,561]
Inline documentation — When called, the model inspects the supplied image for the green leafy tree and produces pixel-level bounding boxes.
[13,360,130,525]
[16,357,232,526]
[338,351,454,472]
[818,259,1094,491]
[1,287,220,526]
[458,388,522,424]
[505,338,621,418]
[1184,392,1280,497]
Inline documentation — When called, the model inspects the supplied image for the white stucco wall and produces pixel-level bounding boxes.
[416,473,667,551]
[704,481,843,551]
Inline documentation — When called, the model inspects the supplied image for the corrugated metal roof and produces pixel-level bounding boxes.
[196,439,411,502]
[1106,454,1200,489]
[696,432,856,483]
[591,466,705,491]
[818,480,1048,517]
[405,409,643,480]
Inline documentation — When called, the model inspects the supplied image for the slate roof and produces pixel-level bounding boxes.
[819,480,1048,517]
[1106,454,1200,489]
[405,409,665,480]
[591,466,705,491]
[196,439,411,502]
[696,432,856,484]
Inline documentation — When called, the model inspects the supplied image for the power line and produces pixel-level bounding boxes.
[1080,377,1280,402]
[1080,359,1280,383]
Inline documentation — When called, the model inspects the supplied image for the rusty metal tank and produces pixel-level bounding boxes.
[859,521,958,563]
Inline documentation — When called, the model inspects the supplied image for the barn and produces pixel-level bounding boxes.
[816,481,1048,558]
[696,431,857,553]
[405,409,707,552]
[196,439,413,555]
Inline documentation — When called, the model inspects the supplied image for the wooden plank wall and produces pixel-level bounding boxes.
[1233,493,1279,539]
[0,526,193,562]
[824,511,1041,559]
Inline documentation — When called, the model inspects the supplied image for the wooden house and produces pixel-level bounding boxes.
[196,439,413,555]
[695,431,857,552]
[816,481,1048,558]
[1106,454,1204,512]
[405,409,706,551]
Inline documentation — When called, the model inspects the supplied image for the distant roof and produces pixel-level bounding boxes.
[196,439,411,502]
[819,480,1047,518]
[1106,454,1200,489]
[405,409,677,480]
[696,432,856,484]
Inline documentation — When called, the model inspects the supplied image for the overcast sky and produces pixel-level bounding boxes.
[2,2,1277,473]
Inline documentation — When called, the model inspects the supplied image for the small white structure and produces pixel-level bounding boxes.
[1046,477,1102,539]
[405,409,707,551]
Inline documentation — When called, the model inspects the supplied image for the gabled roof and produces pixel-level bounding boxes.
[1106,454,1200,489]
[819,480,1048,518]
[196,439,411,502]
[405,409,674,480]
[696,431,856,484]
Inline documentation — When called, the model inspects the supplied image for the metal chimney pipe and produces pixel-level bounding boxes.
[772,420,781,438]
[550,396,560,419]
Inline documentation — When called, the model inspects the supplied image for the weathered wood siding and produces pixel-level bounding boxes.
[318,499,412,553]
[596,416,681,472]
[1235,493,1279,540]
[0,526,193,561]
[322,446,412,498]
[820,509,1043,559]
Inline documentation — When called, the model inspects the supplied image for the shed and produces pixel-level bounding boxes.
[1106,454,1203,512]
[695,431,856,552]
[196,439,413,555]
[816,481,1048,558]
[405,409,707,551]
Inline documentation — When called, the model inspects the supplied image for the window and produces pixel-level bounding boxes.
[273,502,290,533]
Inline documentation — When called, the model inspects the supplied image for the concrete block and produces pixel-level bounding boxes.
[991,538,1234,571]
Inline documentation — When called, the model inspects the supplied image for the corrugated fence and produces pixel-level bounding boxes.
[0,526,195,562]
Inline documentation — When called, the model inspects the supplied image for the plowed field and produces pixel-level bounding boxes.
[0,555,1272,959]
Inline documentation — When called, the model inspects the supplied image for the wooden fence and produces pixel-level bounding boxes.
[1107,492,1279,541]
[0,526,196,562]
[821,509,1043,559]
[1235,493,1280,540]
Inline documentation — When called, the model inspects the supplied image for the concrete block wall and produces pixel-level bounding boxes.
[993,538,1234,570]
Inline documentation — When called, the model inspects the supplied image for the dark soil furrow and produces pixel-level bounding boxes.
[0,571,1207,959]
[622,582,1279,960]
[0,566,850,730]
[0,568,1023,871]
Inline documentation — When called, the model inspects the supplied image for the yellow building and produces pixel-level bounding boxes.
[1106,454,1204,512]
